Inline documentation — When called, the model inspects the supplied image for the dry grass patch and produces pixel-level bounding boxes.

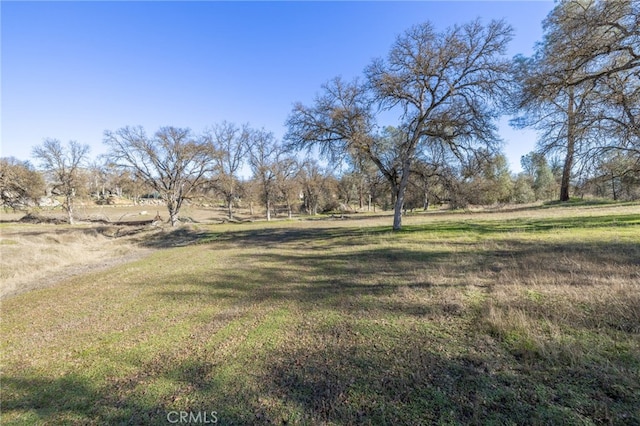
[0,224,153,299]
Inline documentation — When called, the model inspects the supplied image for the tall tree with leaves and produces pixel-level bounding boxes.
[512,0,639,201]
[287,19,513,230]
[32,139,89,224]
[104,126,213,226]
[0,157,45,210]
[521,152,557,200]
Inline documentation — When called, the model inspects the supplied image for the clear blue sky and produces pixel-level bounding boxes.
[2,1,552,172]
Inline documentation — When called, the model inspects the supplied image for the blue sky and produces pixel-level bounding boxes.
[2,1,552,172]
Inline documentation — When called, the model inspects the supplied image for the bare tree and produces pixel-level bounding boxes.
[512,0,639,201]
[590,69,640,166]
[86,161,109,201]
[246,129,280,221]
[32,139,90,224]
[103,126,213,226]
[204,122,251,219]
[275,155,301,219]
[298,159,333,216]
[287,19,513,230]
[590,152,640,200]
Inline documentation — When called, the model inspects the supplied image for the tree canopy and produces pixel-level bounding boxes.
[0,157,45,210]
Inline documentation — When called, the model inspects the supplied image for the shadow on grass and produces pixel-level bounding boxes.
[149,226,640,316]
[138,212,640,249]
[2,370,255,425]
[262,325,638,425]
[400,213,640,235]
[138,227,218,248]
[150,243,463,320]
[5,324,636,425]
[1,374,167,425]
[139,224,389,250]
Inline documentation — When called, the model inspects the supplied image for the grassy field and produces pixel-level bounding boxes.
[1,203,639,425]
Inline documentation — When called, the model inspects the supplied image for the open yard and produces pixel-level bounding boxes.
[1,202,639,425]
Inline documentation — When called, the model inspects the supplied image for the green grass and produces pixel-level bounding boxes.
[1,204,639,425]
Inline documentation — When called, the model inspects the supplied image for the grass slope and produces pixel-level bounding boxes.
[1,205,639,425]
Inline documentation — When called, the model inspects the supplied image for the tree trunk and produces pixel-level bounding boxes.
[392,186,404,231]
[227,195,233,219]
[559,145,574,202]
[560,88,575,202]
[167,199,179,226]
[66,194,74,225]
[392,162,412,231]
[169,209,178,226]
[266,198,271,221]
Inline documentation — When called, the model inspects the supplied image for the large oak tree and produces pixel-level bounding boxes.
[286,19,513,230]
[104,126,213,226]
[512,0,639,201]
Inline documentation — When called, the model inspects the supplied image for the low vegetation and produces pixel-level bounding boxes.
[1,203,639,424]
[0,223,150,300]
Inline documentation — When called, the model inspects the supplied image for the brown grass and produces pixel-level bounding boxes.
[0,224,152,299]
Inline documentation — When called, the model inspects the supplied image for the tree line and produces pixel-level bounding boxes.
[2,0,638,229]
